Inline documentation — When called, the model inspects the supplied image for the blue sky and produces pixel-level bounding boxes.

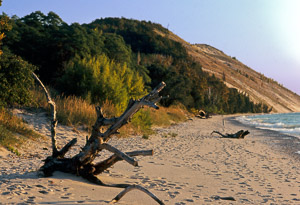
[1,0,300,94]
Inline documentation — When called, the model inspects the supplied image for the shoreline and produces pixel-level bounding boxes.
[1,111,300,204]
[227,115,300,162]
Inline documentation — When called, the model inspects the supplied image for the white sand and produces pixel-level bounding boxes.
[1,110,300,204]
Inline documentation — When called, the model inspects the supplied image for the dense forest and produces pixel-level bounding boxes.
[1,11,271,114]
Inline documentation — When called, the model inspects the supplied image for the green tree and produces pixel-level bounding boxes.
[3,11,105,84]
[58,54,146,113]
[102,33,131,64]
[0,1,12,55]
[0,53,37,107]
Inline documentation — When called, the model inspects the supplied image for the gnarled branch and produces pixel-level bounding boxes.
[33,71,166,205]
[76,82,166,166]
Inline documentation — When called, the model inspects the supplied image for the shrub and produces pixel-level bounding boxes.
[150,105,188,127]
[0,53,36,107]
[131,108,153,134]
[57,54,146,114]
[142,134,150,139]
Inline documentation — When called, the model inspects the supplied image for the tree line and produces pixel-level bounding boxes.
[1,11,271,113]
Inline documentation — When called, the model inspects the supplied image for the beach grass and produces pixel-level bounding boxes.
[0,109,43,154]
[30,87,189,136]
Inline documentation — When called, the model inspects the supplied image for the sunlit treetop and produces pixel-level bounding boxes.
[0,0,12,55]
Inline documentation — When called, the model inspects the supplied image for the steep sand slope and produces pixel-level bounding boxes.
[156,30,300,113]
[190,44,300,113]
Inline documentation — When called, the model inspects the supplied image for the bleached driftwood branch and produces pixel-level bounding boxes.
[32,73,60,156]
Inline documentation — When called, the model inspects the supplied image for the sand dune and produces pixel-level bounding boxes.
[1,110,300,204]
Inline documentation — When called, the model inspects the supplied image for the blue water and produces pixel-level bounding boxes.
[236,112,300,138]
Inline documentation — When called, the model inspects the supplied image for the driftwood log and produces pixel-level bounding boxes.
[32,73,165,204]
[211,130,250,139]
[196,110,210,119]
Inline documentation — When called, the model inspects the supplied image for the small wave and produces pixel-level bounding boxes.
[236,113,300,138]
[257,126,300,134]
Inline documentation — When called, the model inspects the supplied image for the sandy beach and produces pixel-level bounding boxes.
[1,110,300,204]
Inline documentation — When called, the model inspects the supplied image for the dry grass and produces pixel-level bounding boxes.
[56,97,118,133]
[30,86,50,108]
[31,87,119,131]
[55,96,97,127]
[150,104,189,127]
[119,105,189,137]
[0,109,42,154]
[30,87,189,136]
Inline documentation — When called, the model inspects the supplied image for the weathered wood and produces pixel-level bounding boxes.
[33,72,165,204]
[32,72,58,157]
[54,138,77,158]
[75,82,166,167]
[211,130,250,139]
[110,185,164,205]
[94,150,153,175]
[99,143,138,167]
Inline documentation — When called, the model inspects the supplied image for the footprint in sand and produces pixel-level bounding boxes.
[61,196,70,199]
[168,191,180,198]
[184,198,194,202]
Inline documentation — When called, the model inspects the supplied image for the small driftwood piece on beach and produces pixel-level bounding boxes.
[196,109,210,119]
[211,130,250,139]
[32,73,165,205]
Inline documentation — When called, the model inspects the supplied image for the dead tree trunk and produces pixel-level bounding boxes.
[211,130,250,139]
[32,73,165,204]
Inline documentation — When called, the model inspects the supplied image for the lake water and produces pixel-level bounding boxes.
[236,112,300,139]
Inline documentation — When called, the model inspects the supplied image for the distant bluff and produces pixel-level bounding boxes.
[159,30,300,113]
